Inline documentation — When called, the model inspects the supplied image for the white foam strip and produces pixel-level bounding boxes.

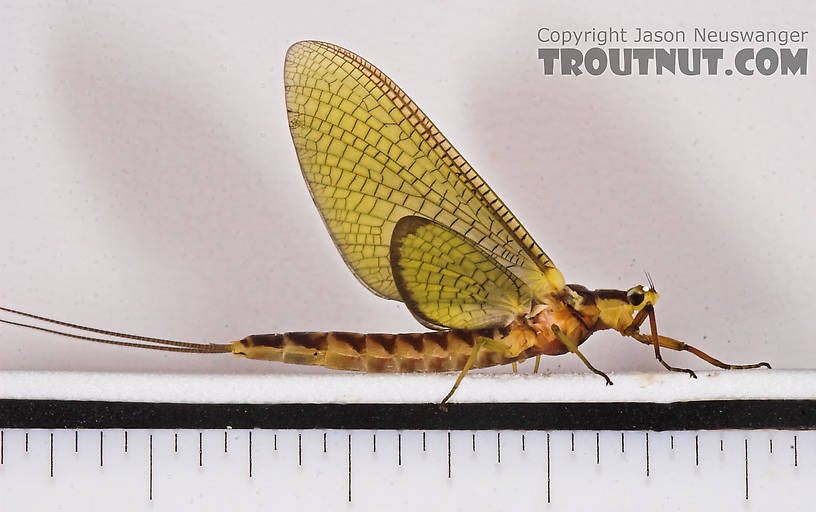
[0,370,813,404]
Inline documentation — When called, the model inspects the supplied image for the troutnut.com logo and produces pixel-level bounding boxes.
[538,27,808,76]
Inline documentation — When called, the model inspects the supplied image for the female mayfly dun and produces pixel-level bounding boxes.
[0,41,770,406]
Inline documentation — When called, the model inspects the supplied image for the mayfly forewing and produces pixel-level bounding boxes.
[389,216,532,330]
[284,41,564,316]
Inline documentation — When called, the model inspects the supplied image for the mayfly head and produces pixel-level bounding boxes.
[625,284,659,309]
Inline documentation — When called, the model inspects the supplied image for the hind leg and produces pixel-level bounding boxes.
[439,337,510,410]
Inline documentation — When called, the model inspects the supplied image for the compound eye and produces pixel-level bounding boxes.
[627,289,645,306]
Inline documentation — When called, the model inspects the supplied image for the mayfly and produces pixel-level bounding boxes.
[1,41,770,406]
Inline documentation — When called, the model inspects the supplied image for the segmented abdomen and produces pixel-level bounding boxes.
[231,328,532,373]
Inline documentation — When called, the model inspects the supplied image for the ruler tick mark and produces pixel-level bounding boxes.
[794,435,798,467]
[348,434,352,503]
[224,431,228,453]
[621,432,625,453]
[670,435,674,450]
[99,431,103,467]
[596,432,600,465]
[373,433,376,453]
[571,432,574,452]
[422,432,426,452]
[447,432,451,478]
[497,432,501,464]
[149,434,153,501]
[50,432,53,478]
[199,432,203,467]
[74,431,78,453]
[744,439,749,500]
[124,431,128,454]
[522,434,525,452]
[695,435,699,466]
[720,439,723,452]
[546,433,551,504]
[323,432,327,453]
[472,433,475,452]
[174,433,178,453]
[25,432,28,453]
[249,431,253,478]
[645,432,650,477]
[769,438,773,454]
[398,434,402,466]
[1,430,3,464]
[299,433,302,465]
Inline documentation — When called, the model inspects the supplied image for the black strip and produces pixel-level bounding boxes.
[1,399,816,430]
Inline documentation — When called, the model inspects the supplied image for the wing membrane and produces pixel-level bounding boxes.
[284,40,564,304]
[390,216,531,329]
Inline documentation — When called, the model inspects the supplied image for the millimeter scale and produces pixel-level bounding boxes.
[2,371,815,511]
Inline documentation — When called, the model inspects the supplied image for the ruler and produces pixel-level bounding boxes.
[2,371,815,510]
[0,428,811,510]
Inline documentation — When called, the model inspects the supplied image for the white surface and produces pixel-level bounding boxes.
[0,429,810,510]
[1,1,814,378]
[0,370,807,403]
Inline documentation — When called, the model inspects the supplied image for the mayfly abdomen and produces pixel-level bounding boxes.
[231,328,521,373]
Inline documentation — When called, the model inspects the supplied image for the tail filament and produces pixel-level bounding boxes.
[0,306,232,354]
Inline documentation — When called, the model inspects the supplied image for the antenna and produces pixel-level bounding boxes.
[644,271,656,291]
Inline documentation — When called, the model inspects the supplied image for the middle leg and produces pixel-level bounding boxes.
[551,324,612,385]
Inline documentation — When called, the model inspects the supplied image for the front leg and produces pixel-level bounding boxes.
[630,332,771,371]
[624,306,697,378]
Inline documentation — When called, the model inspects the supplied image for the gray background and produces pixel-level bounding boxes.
[1,1,813,376]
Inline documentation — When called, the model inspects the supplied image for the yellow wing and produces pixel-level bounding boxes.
[284,40,565,305]
[390,216,532,330]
